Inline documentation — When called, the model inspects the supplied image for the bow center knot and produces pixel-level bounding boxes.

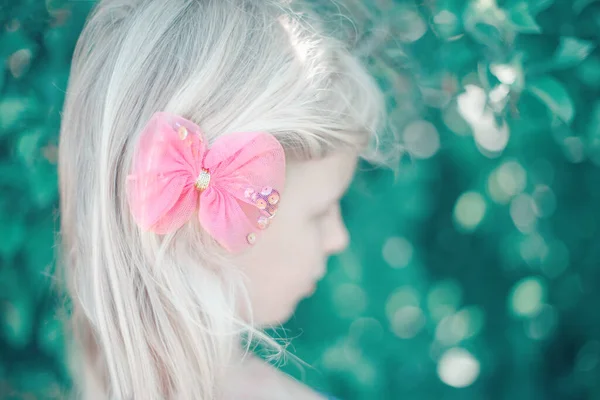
[194,168,211,192]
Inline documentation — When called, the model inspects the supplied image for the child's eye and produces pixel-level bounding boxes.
[312,210,328,220]
[314,202,338,220]
[312,207,330,220]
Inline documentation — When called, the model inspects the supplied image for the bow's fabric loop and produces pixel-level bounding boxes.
[126,111,286,253]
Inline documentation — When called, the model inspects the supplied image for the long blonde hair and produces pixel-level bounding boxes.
[57,0,386,398]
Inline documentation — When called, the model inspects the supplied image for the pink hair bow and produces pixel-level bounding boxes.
[126,111,285,253]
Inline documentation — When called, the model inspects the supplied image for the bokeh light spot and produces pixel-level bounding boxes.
[497,161,527,199]
[332,284,367,319]
[322,340,360,370]
[532,184,556,218]
[474,117,510,154]
[427,280,463,321]
[509,276,546,317]
[391,306,426,339]
[435,306,485,345]
[437,348,480,388]
[510,194,537,233]
[434,10,458,25]
[576,341,600,372]
[403,120,440,159]
[382,236,413,268]
[349,317,384,345]
[563,137,585,163]
[489,84,510,104]
[519,233,548,267]
[386,286,420,321]
[9,48,33,79]
[525,304,557,340]
[490,64,518,84]
[540,240,570,278]
[395,10,428,42]
[453,191,486,231]
[435,313,468,346]
[457,85,510,154]
[457,85,487,123]
[443,101,471,135]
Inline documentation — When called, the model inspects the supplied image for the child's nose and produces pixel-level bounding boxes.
[324,216,350,255]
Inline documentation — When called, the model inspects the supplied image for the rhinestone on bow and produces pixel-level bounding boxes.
[194,169,211,192]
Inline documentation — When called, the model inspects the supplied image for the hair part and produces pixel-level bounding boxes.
[58,0,387,398]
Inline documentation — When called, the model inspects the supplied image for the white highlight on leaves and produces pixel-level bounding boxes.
[457,85,510,153]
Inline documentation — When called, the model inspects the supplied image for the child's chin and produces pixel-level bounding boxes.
[255,302,298,326]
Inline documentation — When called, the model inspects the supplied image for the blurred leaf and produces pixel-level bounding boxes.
[0,265,22,300]
[526,76,575,123]
[576,55,600,87]
[507,2,542,33]
[0,95,42,134]
[27,164,59,208]
[469,22,505,52]
[462,3,506,51]
[0,296,33,349]
[572,0,600,14]
[0,57,5,93]
[527,0,555,14]
[432,9,462,40]
[9,365,58,396]
[37,312,63,357]
[383,47,408,63]
[0,29,38,60]
[16,126,45,166]
[0,217,25,258]
[389,7,427,43]
[553,37,596,68]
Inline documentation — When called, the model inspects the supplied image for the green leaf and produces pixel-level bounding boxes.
[383,47,408,62]
[469,22,504,51]
[507,2,542,33]
[28,164,59,209]
[527,0,555,14]
[553,37,595,67]
[432,9,462,39]
[0,95,42,135]
[0,216,25,258]
[0,296,34,349]
[526,76,575,123]
[573,0,600,14]
[37,312,63,357]
[0,57,5,93]
[576,56,600,88]
[17,126,44,166]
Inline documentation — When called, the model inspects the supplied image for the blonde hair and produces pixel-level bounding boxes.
[57,0,386,398]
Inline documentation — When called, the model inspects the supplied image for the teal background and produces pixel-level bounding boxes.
[2,0,600,399]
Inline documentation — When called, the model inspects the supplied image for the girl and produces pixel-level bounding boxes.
[57,0,387,398]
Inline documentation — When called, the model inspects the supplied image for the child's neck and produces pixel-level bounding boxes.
[222,344,327,400]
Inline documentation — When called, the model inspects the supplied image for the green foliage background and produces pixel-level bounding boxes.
[1,0,600,399]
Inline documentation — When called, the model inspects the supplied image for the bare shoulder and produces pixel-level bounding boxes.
[221,355,327,400]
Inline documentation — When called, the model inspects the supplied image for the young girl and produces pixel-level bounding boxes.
[57,0,387,398]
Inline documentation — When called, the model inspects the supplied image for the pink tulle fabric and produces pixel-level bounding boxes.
[126,111,286,253]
